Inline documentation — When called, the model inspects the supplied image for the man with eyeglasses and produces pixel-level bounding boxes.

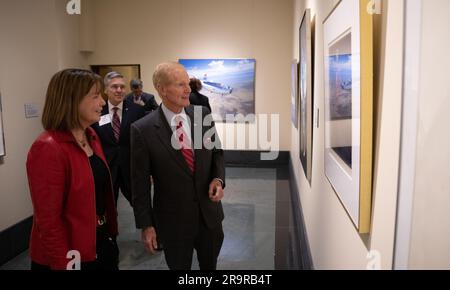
[92,71,145,206]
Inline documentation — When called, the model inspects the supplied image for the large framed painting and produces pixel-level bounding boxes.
[0,93,5,157]
[290,60,299,128]
[323,0,373,234]
[299,9,313,185]
[179,59,256,122]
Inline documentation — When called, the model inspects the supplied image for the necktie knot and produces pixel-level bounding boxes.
[112,107,119,113]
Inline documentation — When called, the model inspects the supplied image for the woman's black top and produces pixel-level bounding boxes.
[88,154,109,216]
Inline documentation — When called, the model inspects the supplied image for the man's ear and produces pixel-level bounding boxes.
[157,84,165,98]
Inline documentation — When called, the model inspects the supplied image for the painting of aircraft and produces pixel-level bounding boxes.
[179,59,256,122]
[201,74,233,95]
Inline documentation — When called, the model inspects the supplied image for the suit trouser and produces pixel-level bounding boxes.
[163,211,224,270]
[113,170,132,206]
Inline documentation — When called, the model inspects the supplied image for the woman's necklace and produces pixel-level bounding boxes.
[78,137,87,148]
[73,130,88,148]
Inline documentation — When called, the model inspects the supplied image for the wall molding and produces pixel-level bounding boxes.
[288,157,314,270]
[0,216,32,267]
[224,150,290,167]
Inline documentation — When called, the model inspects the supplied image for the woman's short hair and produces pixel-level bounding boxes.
[189,77,202,92]
[42,69,102,131]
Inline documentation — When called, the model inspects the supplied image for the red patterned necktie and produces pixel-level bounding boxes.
[112,107,121,142]
[176,117,195,173]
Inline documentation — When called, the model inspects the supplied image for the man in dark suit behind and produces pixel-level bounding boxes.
[92,71,145,205]
[131,62,225,270]
[125,79,159,114]
[189,77,212,112]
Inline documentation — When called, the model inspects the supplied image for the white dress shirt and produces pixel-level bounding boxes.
[161,103,193,147]
[108,100,123,123]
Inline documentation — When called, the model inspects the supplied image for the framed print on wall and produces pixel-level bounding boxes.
[299,9,313,185]
[0,93,5,157]
[179,59,256,122]
[323,0,373,234]
[291,60,299,128]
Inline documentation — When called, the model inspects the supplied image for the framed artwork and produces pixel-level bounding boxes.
[0,93,5,157]
[179,59,256,122]
[291,60,299,128]
[323,0,373,233]
[299,9,313,184]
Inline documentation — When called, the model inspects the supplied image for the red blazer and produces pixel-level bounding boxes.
[26,128,118,270]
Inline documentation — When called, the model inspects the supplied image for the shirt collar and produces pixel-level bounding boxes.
[161,103,188,127]
[108,100,123,113]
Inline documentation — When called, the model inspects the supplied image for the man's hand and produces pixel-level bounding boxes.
[142,227,158,254]
[208,179,224,203]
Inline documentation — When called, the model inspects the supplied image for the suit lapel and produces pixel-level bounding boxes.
[186,106,201,178]
[101,104,116,142]
[120,101,129,136]
[155,107,193,176]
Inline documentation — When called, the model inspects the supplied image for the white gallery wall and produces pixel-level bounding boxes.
[87,0,294,152]
[0,0,87,231]
[291,0,404,269]
[408,0,450,269]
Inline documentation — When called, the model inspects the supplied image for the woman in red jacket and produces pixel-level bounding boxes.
[26,69,119,270]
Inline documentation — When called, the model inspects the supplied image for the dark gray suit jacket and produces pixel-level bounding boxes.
[125,92,159,114]
[130,105,225,243]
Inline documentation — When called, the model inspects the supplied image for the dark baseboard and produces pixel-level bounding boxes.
[0,216,32,266]
[224,150,289,168]
[288,157,314,270]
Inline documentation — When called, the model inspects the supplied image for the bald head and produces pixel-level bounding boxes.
[153,62,187,92]
[152,62,191,113]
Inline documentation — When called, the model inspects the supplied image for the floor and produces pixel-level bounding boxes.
[1,167,296,270]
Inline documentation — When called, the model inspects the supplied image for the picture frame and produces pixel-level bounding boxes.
[179,59,256,122]
[0,93,5,157]
[290,59,299,128]
[299,9,313,185]
[323,0,373,234]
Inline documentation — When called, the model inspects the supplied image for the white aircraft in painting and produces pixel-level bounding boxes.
[201,74,233,95]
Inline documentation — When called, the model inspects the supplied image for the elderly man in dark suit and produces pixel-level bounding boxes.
[130,62,225,270]
[92,72,145,206]
[125,79,159,114]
